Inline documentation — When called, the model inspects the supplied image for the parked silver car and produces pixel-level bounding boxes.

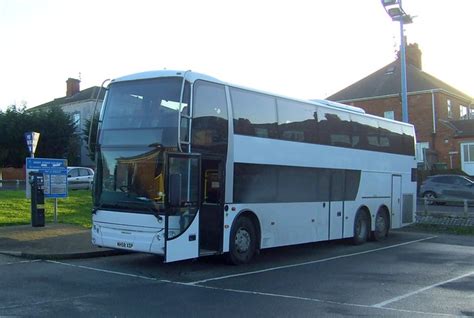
[420,174,474,204]
[67,167,94,190]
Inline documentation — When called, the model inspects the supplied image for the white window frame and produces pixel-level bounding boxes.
[447,99,452,118]
[416,142,429,163]
[460,105,468,120]
[384,110,395,120]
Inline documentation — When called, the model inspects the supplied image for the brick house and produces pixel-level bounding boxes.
[28,78,105,166]
[327,43,474,176]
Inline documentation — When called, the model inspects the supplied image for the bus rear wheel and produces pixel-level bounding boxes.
[353,209,369,245]
[227,217,257,265]
[372,209,389,241]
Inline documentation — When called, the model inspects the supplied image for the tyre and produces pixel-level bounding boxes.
[423,191,436,205]
[372,209,389,241]
[227,217,257,265]
[353,210,369,245]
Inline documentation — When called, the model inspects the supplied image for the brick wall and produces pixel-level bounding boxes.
[348,91,468,169]
[0,167,26,180]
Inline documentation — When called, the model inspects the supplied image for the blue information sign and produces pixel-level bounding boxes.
[26,158,68,198]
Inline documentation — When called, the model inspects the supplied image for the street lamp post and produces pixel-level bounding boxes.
[381,0,413,123]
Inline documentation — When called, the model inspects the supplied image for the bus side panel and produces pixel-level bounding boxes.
[346,172,392,236]
[224,203,329,252]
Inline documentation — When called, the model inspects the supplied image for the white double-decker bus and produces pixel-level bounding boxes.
[91,70,417,264]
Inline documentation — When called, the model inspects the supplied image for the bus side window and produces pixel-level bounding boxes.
[192,80,228,153]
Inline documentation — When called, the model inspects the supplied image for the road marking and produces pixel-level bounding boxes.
[179,282,458,317]
[0,294,94,310]
[372,270,474,308]
[46,260,171,283]
[188,236,437,285]
[0,259,41,266]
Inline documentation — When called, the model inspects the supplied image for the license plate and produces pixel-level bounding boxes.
[116,241,133,249]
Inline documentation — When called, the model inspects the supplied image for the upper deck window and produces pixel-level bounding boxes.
[100,77,190,147]
[230,87,278,139]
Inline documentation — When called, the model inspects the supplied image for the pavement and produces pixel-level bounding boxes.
[0,223,124,260]
[0,211,472,261]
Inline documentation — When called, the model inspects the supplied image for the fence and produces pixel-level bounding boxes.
[0,179,26,190]
[421,197,474,217]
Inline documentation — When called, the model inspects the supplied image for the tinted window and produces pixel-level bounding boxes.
[229,90,414,156]
[233,164,277,202]
[402,125,415,156]
[277,99,318,143]
[100,77,190,147]
[192,81,228,154]
[230,88,278,138]
[433,176,451,184]
[330,170,345,201]
[318,109,352,148]
[351,114,379,151]
[278,166,318,202]
[234,163,360,203]
[379,121,403,154]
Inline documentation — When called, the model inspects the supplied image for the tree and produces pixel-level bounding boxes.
[0,105,30,167]
[30,106,80,165]
[0,105,80,167]
[82,112,99,162]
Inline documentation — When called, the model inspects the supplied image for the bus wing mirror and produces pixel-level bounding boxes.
[169,173,182,207]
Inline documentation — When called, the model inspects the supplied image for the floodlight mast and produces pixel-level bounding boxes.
[381,0,413,123]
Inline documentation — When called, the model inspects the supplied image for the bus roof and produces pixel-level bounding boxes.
[112,70,223,85]
[110,70,413,128]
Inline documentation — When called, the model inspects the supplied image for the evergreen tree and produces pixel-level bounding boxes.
[0,105,80,167]
[82,112,99,162]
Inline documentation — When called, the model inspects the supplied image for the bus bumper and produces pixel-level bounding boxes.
[92,221,165,255]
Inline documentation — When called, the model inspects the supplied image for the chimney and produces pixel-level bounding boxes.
[397,42,422,70]
[66,78,81,97]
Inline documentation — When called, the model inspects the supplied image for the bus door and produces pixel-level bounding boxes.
[165,153,201,263]
[329,170,344,240]
[391,175,402,228]
[199,157,225,254]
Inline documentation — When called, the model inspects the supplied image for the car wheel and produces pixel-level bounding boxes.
[423,191,436,205]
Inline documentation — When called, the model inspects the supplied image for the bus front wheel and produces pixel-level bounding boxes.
[353,209,369,245]
[227,217,257,265]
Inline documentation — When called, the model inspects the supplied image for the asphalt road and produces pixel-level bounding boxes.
[1,230,473,317]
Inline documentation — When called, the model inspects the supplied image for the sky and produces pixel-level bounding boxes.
[0,0,473,111]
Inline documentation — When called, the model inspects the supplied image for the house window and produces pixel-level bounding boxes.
[384,110,395,120]
[463,144,474,163]
[447,99,452,118]
[460,105,468,120]
[416,142,429,163]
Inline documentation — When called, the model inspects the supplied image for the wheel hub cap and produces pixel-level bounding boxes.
[235,228,250,253]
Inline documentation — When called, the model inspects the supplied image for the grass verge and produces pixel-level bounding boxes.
[0,190,92,228]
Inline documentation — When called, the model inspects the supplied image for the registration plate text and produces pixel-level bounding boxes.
[117,241,133,249]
